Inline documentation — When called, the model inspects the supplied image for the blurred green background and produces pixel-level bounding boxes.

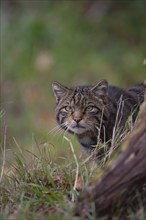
[1,0,145,163]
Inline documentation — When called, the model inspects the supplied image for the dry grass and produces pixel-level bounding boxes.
[1,107,145,220]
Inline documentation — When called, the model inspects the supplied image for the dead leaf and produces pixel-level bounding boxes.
[8,209,18,220]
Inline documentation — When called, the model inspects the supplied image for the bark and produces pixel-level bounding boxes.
[75,101,146,218]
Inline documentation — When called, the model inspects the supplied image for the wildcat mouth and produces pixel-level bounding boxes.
[69,124,87,134]
[72,124,85,129]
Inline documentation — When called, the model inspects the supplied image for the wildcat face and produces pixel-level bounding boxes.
[52,80,110,135]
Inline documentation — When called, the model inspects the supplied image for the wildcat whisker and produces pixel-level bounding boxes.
[52,128,64,137]
[52,80,146,162]
[48,123,66,134]
[52,125,67,138]
[48,125,61,134]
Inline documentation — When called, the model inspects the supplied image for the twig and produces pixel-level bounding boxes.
[13,137,23,154]
[0,126,6,183]
[63,135,79,202]
[109,95,124,159]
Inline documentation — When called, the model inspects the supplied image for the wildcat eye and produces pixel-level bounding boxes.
[86,106,93,111]
[62,106,72,112]
[86,106,97,112]
[65,106,72,111]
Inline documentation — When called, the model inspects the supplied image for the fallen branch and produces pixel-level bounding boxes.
[75,101,146,218]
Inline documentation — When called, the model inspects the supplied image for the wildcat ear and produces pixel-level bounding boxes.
[90,80,108,98]
[52,81,69,101]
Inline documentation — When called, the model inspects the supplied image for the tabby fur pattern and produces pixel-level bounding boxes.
[52,80,146,156]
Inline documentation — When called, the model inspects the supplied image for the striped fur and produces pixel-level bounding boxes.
[52,80,146,155]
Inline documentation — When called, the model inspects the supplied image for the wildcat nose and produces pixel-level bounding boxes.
[74,117,82,123]
[73,110,82,123]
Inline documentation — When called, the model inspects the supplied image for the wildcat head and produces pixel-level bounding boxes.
[52,80,109,135]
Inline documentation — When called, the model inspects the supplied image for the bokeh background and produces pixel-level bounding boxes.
[1,0,145,163]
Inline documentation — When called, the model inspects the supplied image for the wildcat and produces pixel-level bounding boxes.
[52,80,146,157]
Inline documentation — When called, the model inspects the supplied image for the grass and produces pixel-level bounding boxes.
[0,137,95,220]
[1,109,145,220]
